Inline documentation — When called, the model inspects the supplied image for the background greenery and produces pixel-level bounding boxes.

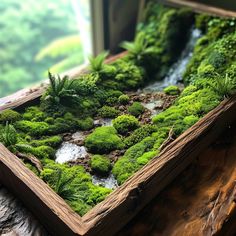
[0,0,85,97]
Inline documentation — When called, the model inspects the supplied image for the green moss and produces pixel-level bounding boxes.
[40,161,111,216]
[128,102,145,117]
[136,151,157,165]
[24,163,40,176]
[15,143,55,159]
[164,85,180,95]
[90,155,111,176]
[23,106,46,121]
[30,136,62,148]
[124,124,158,147]
[112,115,139,135]
[98,106,119,118]
[118,94,129,105]
[15,120,50,137]
[85,126,124,154]
[77,117,94,131]
[0,110,22,124]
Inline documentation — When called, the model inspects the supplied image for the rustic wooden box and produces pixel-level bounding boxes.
[1,53,236,236]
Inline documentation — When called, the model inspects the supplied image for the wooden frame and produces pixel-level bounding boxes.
[1,37,236,234]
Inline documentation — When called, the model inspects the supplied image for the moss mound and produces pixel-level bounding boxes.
[85,127,124,154]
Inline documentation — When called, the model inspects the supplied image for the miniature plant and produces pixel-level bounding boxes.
[112,115,139,135]
[128,102,145,117]
[88,52,116,77]
[0,123,17,147]
[164,85,180,95]
[208,73,235,98]
[90,155,111,176]
[53,169,78,202]
[121,32,155,63]
[43,71,79,107]
[85,126,124,154]
[98,106,119,118]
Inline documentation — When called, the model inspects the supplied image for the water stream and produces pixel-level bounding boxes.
[0,28,201,235]
[143,28,201,92]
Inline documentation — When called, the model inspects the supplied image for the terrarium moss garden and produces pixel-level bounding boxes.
[1,2,236,216]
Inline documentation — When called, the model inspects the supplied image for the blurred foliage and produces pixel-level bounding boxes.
[0,0,84,97]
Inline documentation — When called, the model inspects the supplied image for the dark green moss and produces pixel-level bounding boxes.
[118,94,129,105]
[98,106,119,118]
[128,102,145,117]
[77,117,94,131]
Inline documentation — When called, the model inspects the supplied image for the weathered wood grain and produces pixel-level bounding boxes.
[82,95,236,236]
[165,0,236,18]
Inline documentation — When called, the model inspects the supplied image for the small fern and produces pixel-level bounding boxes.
[44,71,79,106]
[121,32,156,62]
[208,73,236,98]
[0,123,18,147]
[88,51,108,73]
[54,169,78,202]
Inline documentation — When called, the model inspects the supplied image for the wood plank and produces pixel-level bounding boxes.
[82,95,236,236]
[165,0,236,18]
[0,144,86,236]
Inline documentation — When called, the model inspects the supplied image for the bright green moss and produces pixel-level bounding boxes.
[15,143,55,159]
[90,155,111,176]
[118,94,129,105]
[40,161,111,216]
[124,125,158,147]
[30,136,62,148]
[183,115,199,127]
[77,117,94,131]
[164,85,180,95]
[0,110,22,124]
[22,106,46,121]
[15,120,50,137]
[85,126,124,154]
[128,102,145,117]
[136,151,157,165]
[112,115,139,135]
[98,106,119,118]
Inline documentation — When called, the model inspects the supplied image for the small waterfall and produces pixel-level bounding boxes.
[143,28,201,92]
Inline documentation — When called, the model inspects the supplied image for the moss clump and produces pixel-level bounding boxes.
[15,120,50,137]
[136,151,157,165]
[77,117,94,131]
[85,126,124,154]
[15,144,55,159]
[30,136,62,148]
[118,94,129,105]
[90,155,111,176]
[124,125,158,147]
[0,110,22,123]
[98,106,119,118]
[112,115,139,135]
[128,102,145,117]
[40,161,111,216]
[22,106,46,121]
[164,85,180,95]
